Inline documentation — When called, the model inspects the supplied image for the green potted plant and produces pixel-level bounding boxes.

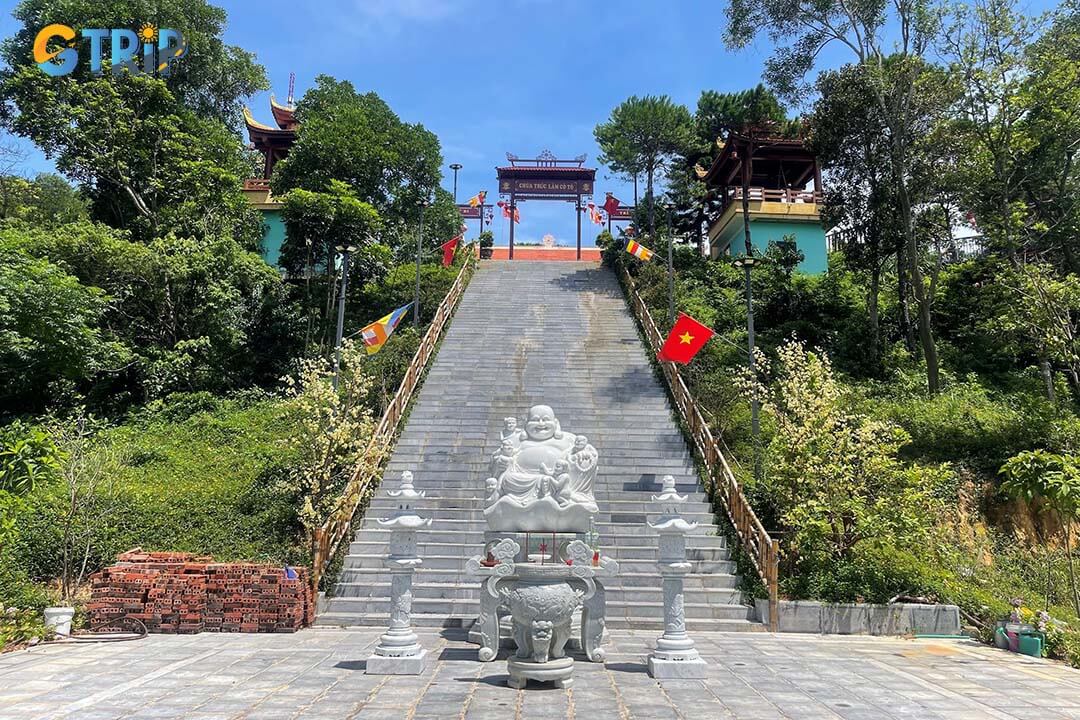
[478,230,494,259]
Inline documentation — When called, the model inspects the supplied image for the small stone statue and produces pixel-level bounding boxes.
[500,417,520,442]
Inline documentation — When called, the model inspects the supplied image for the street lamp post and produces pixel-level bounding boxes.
[733,255,761,481]
[449,163,462,203]
[333,242,359,390]
[666,203,675,326]
[414,198,429,328]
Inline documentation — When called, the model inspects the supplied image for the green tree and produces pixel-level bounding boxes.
[0,238,123,411]
[695,85,792,152]
[0,420,60,496]
[1020,3,1080,271]
[594,95,692,237]
[272,76,460,258]
[723,0,954,393]
[996,263,1080,404]
[280,341,374,561]
[0,173,90,226]
[810,66,901,366]
[280,181,386,351]
[939,0,1049,257]
[939,0,1080,271]
[3,74,260,245]
[1,220,297,406]
[45,411,120,604]
[0,1,266,244]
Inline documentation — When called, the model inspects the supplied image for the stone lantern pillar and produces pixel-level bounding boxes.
[366,470,432,675]
[647,475,707,679]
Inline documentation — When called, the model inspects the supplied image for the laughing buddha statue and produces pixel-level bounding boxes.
[483,405,599,532]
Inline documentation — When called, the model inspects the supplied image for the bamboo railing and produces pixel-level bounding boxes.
[310,246,478,594]
[617,262,780,631]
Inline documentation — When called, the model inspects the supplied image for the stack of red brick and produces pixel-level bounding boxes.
[88,549,314,634]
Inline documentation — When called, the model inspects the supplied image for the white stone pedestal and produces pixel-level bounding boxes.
[367,647,429,675]
[647,475,707,680]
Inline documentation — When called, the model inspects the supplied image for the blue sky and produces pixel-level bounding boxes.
[0,0,1059,247]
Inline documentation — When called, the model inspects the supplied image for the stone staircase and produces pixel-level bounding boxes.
[317,261,762,631]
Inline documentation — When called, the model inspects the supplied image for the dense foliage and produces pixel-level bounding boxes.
[0,0,477,649]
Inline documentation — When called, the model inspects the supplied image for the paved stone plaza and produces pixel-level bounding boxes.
[4,628,1080,719]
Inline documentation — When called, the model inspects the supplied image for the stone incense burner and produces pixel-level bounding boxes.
[466,405,618,689]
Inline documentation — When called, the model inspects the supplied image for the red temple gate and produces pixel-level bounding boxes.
[496,151,596,260]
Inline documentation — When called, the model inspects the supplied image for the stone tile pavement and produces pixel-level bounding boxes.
[3,628,1080,719]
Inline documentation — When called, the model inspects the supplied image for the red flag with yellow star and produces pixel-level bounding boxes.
[658,313,714,364]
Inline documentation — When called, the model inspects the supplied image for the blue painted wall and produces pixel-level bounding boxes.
[714,217,828,274]
[259,209,286,269]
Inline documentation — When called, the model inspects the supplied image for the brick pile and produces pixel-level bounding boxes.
[88,549,312,634]
[205,563,314,633]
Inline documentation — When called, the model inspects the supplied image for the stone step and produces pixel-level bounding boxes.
[336,567,740,587]
[374,477,702,490]
[312,613,762,632]
[339,557,734,569]
[356,516,720,532]
[320,596,756,620]
[322,262,763,631]
[330,581,744,604]
[367,494,710,508]
[607,617,763,632]
[346,535,728,553]
[365,501,713,514]
[345,546,734,569]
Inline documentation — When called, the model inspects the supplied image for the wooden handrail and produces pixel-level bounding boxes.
[617,262,780,631]
[310,246,478,594]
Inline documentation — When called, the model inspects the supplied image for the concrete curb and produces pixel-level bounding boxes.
[755,599,961,635]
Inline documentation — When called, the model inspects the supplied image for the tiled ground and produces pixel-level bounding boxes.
[3,628,1080,719]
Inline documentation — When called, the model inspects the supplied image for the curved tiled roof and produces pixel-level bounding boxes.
[269,94,298,129]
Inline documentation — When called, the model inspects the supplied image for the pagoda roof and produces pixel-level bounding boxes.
[243,106,296,146]
[702,132,816,189]
[269,94,298,130]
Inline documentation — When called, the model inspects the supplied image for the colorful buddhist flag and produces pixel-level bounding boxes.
[657,313,714,365]
[626,239,654,261]
[603,194,621,214]
[468,190,486,208]
[498,201,519,222]
[360,303,412,355]
[441,234,462,267]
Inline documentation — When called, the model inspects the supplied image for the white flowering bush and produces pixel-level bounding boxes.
[281,341,375,547]
[742,339,950,598]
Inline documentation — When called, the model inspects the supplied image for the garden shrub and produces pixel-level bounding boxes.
[8,394,304,584]
[744,340,948,591]
[870,377,1057,471]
